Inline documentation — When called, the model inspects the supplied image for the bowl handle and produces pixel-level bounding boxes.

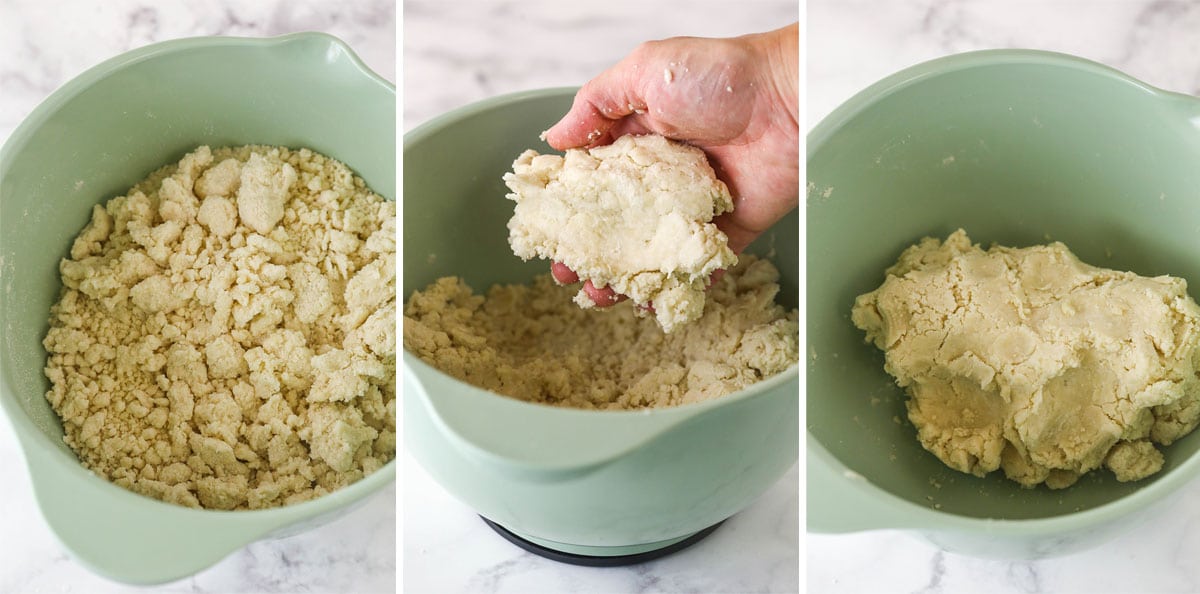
[20,434,286,585]
[807,433,934,533]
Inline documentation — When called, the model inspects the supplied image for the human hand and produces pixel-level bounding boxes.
[544,23,799,307]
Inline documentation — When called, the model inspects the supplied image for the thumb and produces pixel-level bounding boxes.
[543,96,618,150]
[544,68,644,150]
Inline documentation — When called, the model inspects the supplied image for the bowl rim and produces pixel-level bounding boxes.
[1,31,394,166]
[0,32,397,519]
[806,48,1200,534]
[808,48,1200,160]
[404,86,578,149]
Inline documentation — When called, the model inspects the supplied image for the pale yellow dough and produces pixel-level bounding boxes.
[502,134,737,333]
[403,256,798,410]
[852,230,1200,488]
[44,145,396,509]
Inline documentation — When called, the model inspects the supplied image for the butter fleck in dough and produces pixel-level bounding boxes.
[852,230,1200,488]
[502,134,737,333]
[404,256,798,410]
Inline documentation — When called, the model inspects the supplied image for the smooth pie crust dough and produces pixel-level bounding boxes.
[503,134,736,333]
[852,230,1200,489]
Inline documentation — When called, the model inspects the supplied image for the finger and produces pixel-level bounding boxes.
[576,119,651,152]
[551,261,579,285]
[583,279,625,307]
[606,118,653,142]
[713,211,760,256]
[607,103,697,141]
[708,268,726,287]
[545,63,648,150]
[544,97,620,150]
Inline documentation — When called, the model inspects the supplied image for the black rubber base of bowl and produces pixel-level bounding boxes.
[480,516,724,567]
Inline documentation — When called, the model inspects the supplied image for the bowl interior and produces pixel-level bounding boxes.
[1,34,395,461]
[807,52,1200,520]
[403,88,797,310]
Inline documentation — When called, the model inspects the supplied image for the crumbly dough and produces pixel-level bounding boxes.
[852,230,1200,488]
[502,134,737,333]
[43,145,396,509]
[403,256,798,410]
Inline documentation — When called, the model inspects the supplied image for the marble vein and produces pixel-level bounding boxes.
[1005,561,1041,594]
[914,551,946,594]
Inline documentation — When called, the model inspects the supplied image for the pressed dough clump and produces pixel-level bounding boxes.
[852,229,1200,489]
[403,256,798,410]
[502,134,737,333]
[43,145,396,510]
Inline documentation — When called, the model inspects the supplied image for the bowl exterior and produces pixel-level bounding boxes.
[406,368,798,549]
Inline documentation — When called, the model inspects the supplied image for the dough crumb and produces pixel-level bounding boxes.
[403,255,798,410]
[44,145,396,509]
[502,134,736,333]
[852,229,1200,488]
[237,152,297,235]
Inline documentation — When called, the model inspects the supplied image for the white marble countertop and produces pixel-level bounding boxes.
[404,456,799,594]
[808,1,1200,593]
[0,1,395,592]
[403,1,800,593]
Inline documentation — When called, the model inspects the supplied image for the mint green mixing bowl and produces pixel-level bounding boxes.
[808,50,1200,558]
[404,88,799,558]
[0,34,395,584]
